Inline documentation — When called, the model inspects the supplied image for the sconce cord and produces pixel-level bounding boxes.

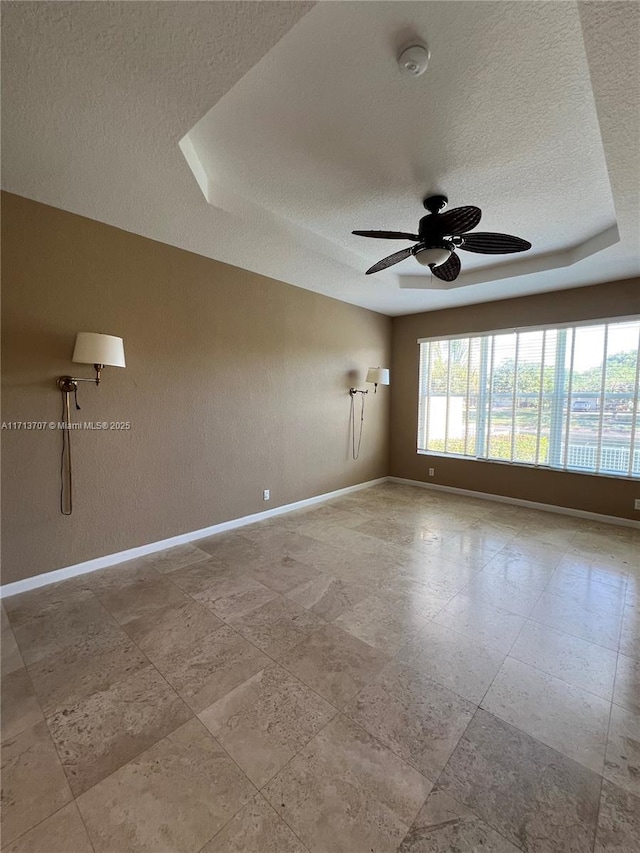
[60,390,73,515]
[350,390,366,460]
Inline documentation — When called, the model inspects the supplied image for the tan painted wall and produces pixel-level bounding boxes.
[1,193,391,585]
[391,279,640,520]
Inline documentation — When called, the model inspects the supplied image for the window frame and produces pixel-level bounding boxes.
[417,314,640,481]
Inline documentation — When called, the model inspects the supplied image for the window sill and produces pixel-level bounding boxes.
[416,450,639,481]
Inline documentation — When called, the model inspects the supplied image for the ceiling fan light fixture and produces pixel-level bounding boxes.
[415,246,451,268]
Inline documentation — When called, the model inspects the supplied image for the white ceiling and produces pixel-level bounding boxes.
[2,1,639,316]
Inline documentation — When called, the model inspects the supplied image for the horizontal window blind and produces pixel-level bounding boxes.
[417,318,640,478]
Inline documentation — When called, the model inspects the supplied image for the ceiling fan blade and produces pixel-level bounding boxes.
[430,252,461,282]
[353,230,419,240]
[366,246,415,275]
[420,206,482,238]
[459,232,532,254]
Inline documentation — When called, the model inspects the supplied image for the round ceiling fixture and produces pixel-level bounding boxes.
[415,246,452,268]
[398,44,430,77]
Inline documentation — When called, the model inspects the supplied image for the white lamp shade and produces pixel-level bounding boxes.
[366,367,390,386]
[415,247,451,268]
[72,332,126,368]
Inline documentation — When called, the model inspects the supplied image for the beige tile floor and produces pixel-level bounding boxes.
[1,483,639,852]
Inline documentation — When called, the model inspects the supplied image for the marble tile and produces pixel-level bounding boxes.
[352,517,446,549]
[605,703,640,797]
[47,663,191,795]
[77,718,255,853]
[619,605,640,661]
[197,531,260,565]
[165,557,250,596]
[278,623,390,707]
[1,668,43,743]
[7,486,636,853]
[544,569,627,616]
[290,538,368,576]
[614,653,640,714]
[144,542,212,574]
[550,555,628,588]
[244,529,320,560]
[96,574,188,625]
[460,571,544,616]
[437,530,511,568]
[248,554,321,593]
[334,591,444,654]
[27,626,148,718]
[396,620,505,704]
[227,595,324,658]
[123,596,223,657]
[398,788,520,852]
[481,552,555,587]
[344,663,475,780]
[12,596,119,666]
[626,580,639,609]
[500,540,566,569]
[1,721,72,847]
[206,583,278,620]
[2,802,93,853]
[72,557,162,595]
[301,523,400,561]
[301,505,372,530]
[510,620,617,700]
[439,709,601,853]
[482,657,610,773]
[286,574,370,621]
[192,570,268,609]
[398,555,479,599]
[530,591,622,650]
[570,533,635,565]
[1,621,24,676]
[595,779,640,853]
[517,524,576,550]
[433,594,526,653]
[2,584,94,628]
[263,714,432,853]
[199,664,335,787]
[201,794,307,853]
[151,624,269,713]
[466,516,524,537]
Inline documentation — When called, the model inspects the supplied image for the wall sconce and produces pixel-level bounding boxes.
[349,366,390,460]
[57,332,126,392]
[349,366,390,397]
[366,367,390,394]
[57,332,126,515]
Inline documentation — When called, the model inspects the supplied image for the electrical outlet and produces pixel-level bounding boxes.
[263,489,270,501]
[428,468,435,477]
[635,499,640,511]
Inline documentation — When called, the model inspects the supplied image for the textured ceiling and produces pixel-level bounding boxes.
[2,1,639,316]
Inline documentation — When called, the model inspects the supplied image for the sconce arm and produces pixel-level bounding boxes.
[57,364,104,389]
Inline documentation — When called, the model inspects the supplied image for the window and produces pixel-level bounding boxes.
[417,317,640,478]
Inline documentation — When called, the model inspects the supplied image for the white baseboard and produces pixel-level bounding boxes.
[389,476,640,529]
[0,477,387,598]
[3,473,635,598]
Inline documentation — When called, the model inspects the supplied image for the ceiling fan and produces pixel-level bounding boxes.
[352,195,532,281]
